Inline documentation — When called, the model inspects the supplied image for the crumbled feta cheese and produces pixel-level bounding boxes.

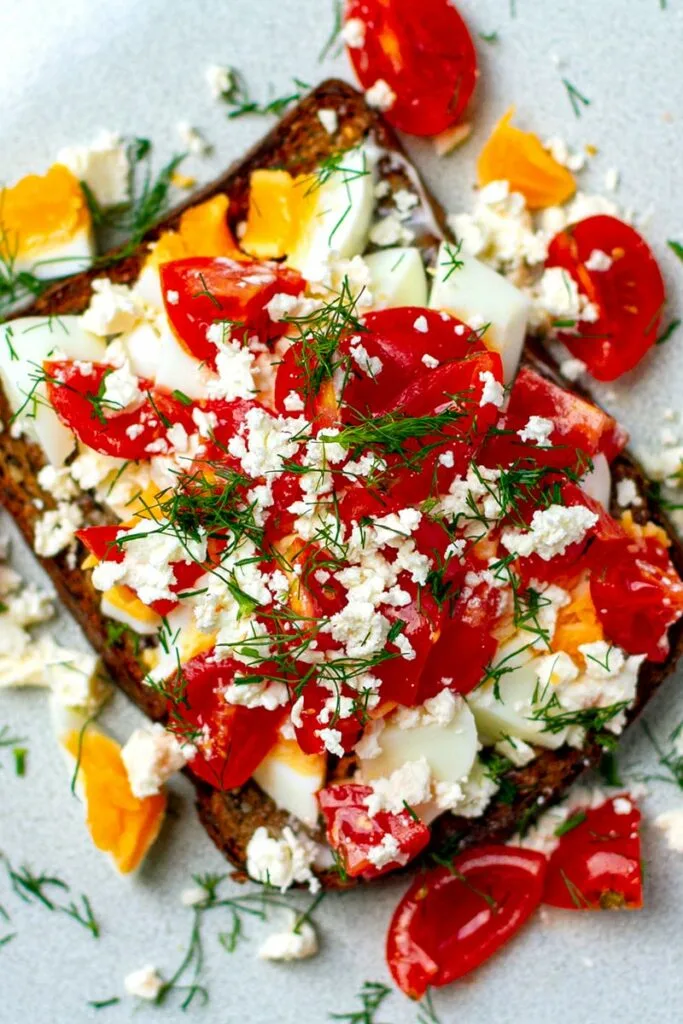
[438,450,455,469]
[266,292,321,322]
[501,504,598,562]
[227,406,305,479]
[34,502,84,557]
[206,339,257,401]
[612,796,633,816]
[121,723,190,798]
[81,278,142,337]
[495,736,536,767]
[349,341,383,378]
[37,464,78,501]
[317,108,338,135]
[555,644,645,734]
[604,168,621,193]
[124,965,164,1001]
[4,584,54,627]
[316,727,345,757]
[367,833,408,869]
[176,121,211,156]
[223,678,290,710]
[165,289,179,305]
[57,130,129,208]
[441,765,499,818]
[615,478,642,508]
[479,370,505,409]
[180,886,207,907]
[205,63,233,99]
[413,314,429,333]
[394,189,419,219]
[421,353,439,369]
[369,213,411,248]
[102,361,143,411]
[535,650,580,689]
[342,16,366,47]
[517,415,554,448]
[560,357,587,382]
[585,248,613,272]
[246,826,321,892]
[394,689,461,729]
[258,910,318,961]
[365,758,432,817]
[365,79,396,112]
[654,808,683,853]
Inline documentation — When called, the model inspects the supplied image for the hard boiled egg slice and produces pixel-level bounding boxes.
[51,699,166,874]
[153,325,213,400]
[364,247,428,308]
[359,696,478,793]
[429,243,530,382]
[0,164,94,279]
[580,453,611,509]
[252,736,326,828]
[100,585,162,636]
[286,146,376,281]
[0,315,106,465]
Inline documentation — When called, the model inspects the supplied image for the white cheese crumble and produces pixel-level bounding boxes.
[560,357,587,382]
[34,502,84,557]
[654,808,683,853]
[124,965,164,1001]
[121,723,190,798]
[615,478,641,508]
[413,315,429,334]
[365,758,432,817]
[205,63,233,99]
[57,130,129,208]
[585,248,613,272]
[478,370,505,409]
[223,678,290,710]
[365,79,397,111]
[367,833,409,869]
[317,108,339,135]
[81,277,142,337]
[227,406,305,478]
[102,361,143,411]
[501,503,598,562]
[517,415,554,447]
[349,341,383,378]
[206,339,257,401]
[176,121,211,156]
[36,464,78,501]
[258,910,319,961]
[341,16,366,48]
[245,826,321,892]
[421,353,439,369]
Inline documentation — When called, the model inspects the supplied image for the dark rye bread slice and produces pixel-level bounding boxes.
[0,80,681,887]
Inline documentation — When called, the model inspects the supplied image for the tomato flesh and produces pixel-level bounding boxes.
[546,215,666,381]
[46,360,196,460]
[318,782,430,879]
[166,652,284,789]
[160,257,304,366]
[344,0,478,137]
[544,796,643,910]
[294,681,364,756]
[387,845,547,998]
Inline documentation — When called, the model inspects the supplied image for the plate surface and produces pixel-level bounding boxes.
[1,1,682,1021]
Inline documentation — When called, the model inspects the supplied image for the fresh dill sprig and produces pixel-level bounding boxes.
[656,318,680,345]
[668,239,683,262]
[639,717,683,790]
[219,70,310,119]
[562,78,591,118]
[417,990,443,1024]
[3,858,100,937]
[319,0,344,61]
[330,981,393,1024]
[87,998,121,1010]
[440,240,464,281]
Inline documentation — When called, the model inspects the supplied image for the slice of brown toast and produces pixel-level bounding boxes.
[1,79,681,888]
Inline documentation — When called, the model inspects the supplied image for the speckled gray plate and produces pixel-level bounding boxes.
[1,1,683,1021]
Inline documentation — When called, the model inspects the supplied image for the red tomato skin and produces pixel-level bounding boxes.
[318,782,430,879]
[160,257,304,366]
[375,583,444,707]
[589,532,683,662]
[544,797,643,910]
[46,360,196,460]
[76,525,125,563]
[387,845,547,998]
[344,0,478,137]
[294,681,364,756]
[166,652,284,789]
[546,216,666,381]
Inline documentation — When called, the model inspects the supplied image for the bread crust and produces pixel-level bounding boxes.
[1,80,681,887]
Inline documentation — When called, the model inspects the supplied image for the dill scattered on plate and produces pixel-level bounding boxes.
[3,857,100,937]
[218,70,310,120]
[562,78,591,118]
[330,981,393,1024]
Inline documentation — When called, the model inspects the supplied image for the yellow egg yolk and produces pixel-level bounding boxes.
[0,164,91,263]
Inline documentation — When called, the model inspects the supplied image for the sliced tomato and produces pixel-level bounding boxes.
[547,216,666,381]
[166,652,285,789]
[293,680,364,756]
[420,621,497,699]
[160,257,304,366]
[76,524,125,563]
[273,341,340,427]
[341,308,484,419]
[46,360,196,460]
[481,367,628,472]
[318,782,430,879]
[589,531,683,662]
[375,581,444,706]
[387,845,547,998]
[344,0,478,137]
[544,796,643,910]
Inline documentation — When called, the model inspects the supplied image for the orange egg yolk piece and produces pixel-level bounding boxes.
[477,108,576,210]
[551,583,604,660]
[64,729,166,874]
[147,194,243,270]
[0,164,91,262]
[241,169,316,260]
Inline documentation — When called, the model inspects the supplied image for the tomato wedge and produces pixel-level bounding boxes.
[544,796,643,910]
[294,680,364,756]
[160,257,304,366]
[318,782,431,879]
[387,845,547,998]
[546,215,666,381]
[166,652,285,789]
[46,360,196,460]
[344,0,478,137]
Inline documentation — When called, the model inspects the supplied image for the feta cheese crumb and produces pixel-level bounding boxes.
[34,502,84,557]
[365,79,397,112]
[246,826,321,892]
[81,277,141,337]
[258,910,318,962]
[560,357,587,382]
[180,886,207,907]
[479,370,505,409]
[413,314,429,333]
[365,758,432,817]
[317,108,338,135]
[615,477,642,508]
[57,130,129,208]
[205,63,233,99]
[341,16,366,47]
[124,965,164,1001]
[654,808,683,853]
[517,415,554,448]
[349,341,383,378]
[176,121,211,157]
[585,248,613,272]
[121,722,190,798]
[367,833,409,869]
[102,362,143,411]
[421,353,439,369]
[501,503,598,562]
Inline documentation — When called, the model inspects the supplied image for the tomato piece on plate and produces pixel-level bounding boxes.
[375,581,444,707]
[160,257,304,366]
[543,796,643,910]
[273,341,340,427]
[76,524,125,563]
[387,845,547,998]
[318,782,430,879]
[341,307,485,419]
[46,360,196,460]
[344,0,478,137]
[166,652,285,789]
[546,215,666,381]
[481,366,628,472]
[293,680,364,756]
[589,531,683,662]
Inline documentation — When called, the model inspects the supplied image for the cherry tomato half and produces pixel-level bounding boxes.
[547,216,666,381]
[318,782,431,879]
[387,845,547,998]
[294,680,364,756]
[344,0,478,137]
[544,796,643,910]
[165,652,285,788]
[160,257,304,366]
[46,360,196,460]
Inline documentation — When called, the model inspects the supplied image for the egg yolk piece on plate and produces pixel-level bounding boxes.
[241,169,310,259]
[0,164,94,278]
[62,727,166,874]
[477,108,576,210]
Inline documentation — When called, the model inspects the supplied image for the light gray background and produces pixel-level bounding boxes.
[1,1,683,1021]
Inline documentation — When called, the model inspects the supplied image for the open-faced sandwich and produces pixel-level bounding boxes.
[1,66,682,997]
